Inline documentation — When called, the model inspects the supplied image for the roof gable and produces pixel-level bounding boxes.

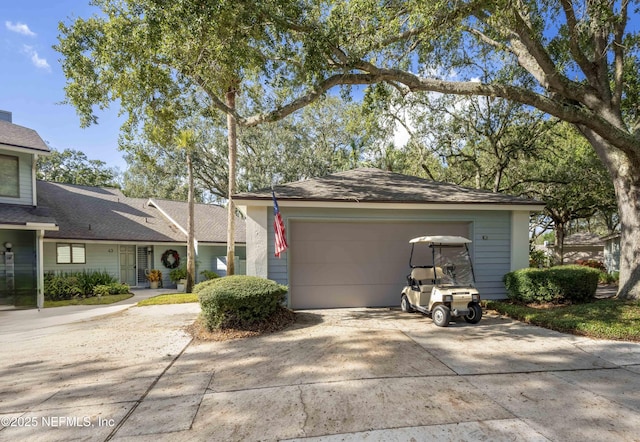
[0,120,49,153]
[234,168,544,206]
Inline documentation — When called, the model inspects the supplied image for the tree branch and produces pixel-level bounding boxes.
[560,0,600,88]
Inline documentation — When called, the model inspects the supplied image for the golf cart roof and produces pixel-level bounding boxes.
[409,235,472,245]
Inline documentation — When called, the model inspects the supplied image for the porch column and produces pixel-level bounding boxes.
[510,211,530,271]
[245,206,269,278]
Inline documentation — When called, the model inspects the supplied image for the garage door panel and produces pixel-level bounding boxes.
[293,240,412,264]
[292,262,410,286]
[296,222,419,242]
[293,284,403,309]
[290,221,471,309]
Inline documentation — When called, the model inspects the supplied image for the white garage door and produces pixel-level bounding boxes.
[289,221,471,309]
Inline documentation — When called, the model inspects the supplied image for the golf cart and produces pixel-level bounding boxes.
[400,236,482,327]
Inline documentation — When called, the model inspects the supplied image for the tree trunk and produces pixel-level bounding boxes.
[186,150,195,293]
[226,87,237,276]
[554,221,565,266]
[581,128,640,299]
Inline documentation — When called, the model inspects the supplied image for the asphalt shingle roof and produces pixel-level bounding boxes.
[234,168,544,206]
[0,204,56,226]
[0,120,49,153]
[37,181,244,243]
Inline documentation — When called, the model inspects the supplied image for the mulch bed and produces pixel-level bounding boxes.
[186,306,297,341]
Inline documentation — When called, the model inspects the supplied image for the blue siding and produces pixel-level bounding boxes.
[0,150,33,205]
[267,207,512,301]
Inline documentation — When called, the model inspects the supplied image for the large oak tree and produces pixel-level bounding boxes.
[278,0,640,299]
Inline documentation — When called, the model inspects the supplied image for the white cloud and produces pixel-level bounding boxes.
[22,45,51,71]
[5,21,36,37]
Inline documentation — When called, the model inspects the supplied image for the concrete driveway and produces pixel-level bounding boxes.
[1,303,640,441]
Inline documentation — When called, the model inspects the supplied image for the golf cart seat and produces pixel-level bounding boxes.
[410,267,444,291]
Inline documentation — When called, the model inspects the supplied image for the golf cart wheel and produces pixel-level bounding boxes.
[432,305,451,327]
[464,303,483,324]
[401,295,414,313]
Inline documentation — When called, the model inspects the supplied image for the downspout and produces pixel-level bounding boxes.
[32,154,38,205]
[37,229,44,310]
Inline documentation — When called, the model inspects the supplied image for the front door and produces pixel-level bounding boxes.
[119,245,137,286]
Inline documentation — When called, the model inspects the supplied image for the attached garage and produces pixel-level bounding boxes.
[289,221,470,309]
[235,168,544,308]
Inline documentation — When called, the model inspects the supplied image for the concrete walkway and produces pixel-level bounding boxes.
[1,297,639,441]
[0,288,174,334]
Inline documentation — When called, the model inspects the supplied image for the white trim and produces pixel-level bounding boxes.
[237,200,545,212]
[510,211,531,271]
[32,154,38,205]
[0,223,58,231]
[0,143,50,155]
[147,198,199,254]
[41,238,236,246]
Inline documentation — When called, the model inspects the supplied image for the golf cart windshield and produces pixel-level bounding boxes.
[409,236,476,287]
[432,245,474,286]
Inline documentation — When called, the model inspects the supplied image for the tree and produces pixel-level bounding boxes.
[273,1,640,299]
[37,148,119,187]
[516,123,616,264]
[55,0,325,276]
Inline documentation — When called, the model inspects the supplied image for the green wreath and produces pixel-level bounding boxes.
[161,249,180,269]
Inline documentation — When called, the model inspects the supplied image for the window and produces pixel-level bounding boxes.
[0,155,19,197]
[56,243,86,264]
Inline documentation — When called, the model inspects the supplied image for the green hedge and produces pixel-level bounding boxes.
[503,265,600,304]
[93,283,130,296]
[192,277,225,295]
[198,275,288,330]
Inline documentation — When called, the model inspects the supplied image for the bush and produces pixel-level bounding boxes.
[599,270,620,284]
[77,270,117,296]
[44,270,117,300]
[93,283,130,296]
[44,272,82,300]
[198,275,288,330]
[200,270,220,280]
[192,277,225,295]
[169,265,188,283]
[503,265,600,304]
[575,259,606,272]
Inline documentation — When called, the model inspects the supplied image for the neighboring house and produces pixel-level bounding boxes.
[540,232,605,265]
[235,168,545,308]
[0,111,245,309]
[0,112,58,308]
[37,181,246,291]
[602,232,621,274]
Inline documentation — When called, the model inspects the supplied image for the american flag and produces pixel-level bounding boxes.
[272,191,288,258]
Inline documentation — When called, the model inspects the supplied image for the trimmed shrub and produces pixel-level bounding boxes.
[94,283,130,296]
[198,275,288,330]
[192,277,225,295]
[503,265,600,304]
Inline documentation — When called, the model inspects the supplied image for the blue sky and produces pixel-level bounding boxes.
[1,1,127,171]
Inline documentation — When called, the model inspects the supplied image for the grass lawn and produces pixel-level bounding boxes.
[486,298,640,342]
[45,293,133,308]
[137,293,199,306]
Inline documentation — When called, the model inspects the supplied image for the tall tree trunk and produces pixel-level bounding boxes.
[226,87,237,276]
[581,128,640,299]
[554,220,565,266]
[186,150,195,293]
